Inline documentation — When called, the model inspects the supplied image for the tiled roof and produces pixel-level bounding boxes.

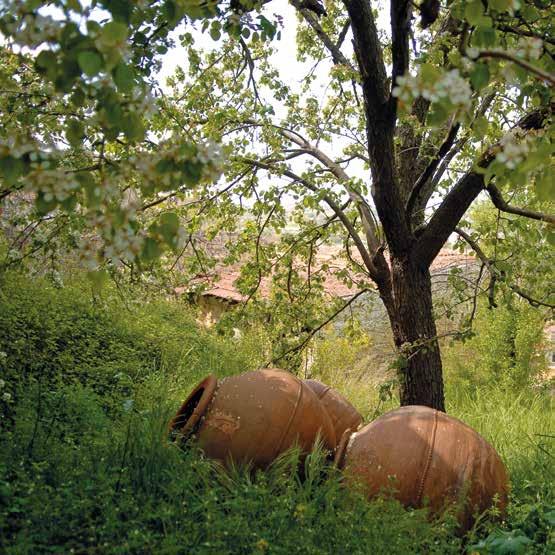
[176,247,476,303]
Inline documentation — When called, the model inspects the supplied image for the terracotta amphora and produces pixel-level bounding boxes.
[170,368,336,469]
[303,379,363,447]
[334,405,509,531]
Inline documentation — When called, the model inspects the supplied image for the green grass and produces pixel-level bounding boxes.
[0,271,553,554]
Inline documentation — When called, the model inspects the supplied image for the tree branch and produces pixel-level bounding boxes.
[344,0,412,255]
[291,0,355,70]
[426,93,496,193]
[476,50,555,87]
[455,227,555,309]
[238,157,381,280]
[336,20,351,50]
[278,128,382,255]
[413,105,552,267]
[405,120,460,223]
[496,24,555,46]
[486,184,555,224]
[390,0,413,116]
[270,288,371,365]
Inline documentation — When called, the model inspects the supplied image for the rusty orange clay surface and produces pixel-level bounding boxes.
[334,405,509,530]
[170,369,336,468]
[303,379,363,448]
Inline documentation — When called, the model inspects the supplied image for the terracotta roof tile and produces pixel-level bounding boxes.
[176,246,475,303]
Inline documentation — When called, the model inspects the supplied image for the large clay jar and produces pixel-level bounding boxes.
[303,379,363,447]
[334,405,509,531]
[170,369,336,469]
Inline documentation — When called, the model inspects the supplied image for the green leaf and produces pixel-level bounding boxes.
[87,269,108,293]
[101,21,128,45]
[419,63,441,84]
[113,63,135,93]
[488,0,511,12]
[141,237,161,262]
[487,530,534,554]
[159,212,180,245]
[35,192,58,216]
[121,112,145,142]
[464,0,484,25]
[76,172,100,207]
[70,87,86,107]
[77,51,103,77]
[209,21,221,41]
[258,15,276,39]
[535,169,555,202]
[473,25,497,48]
[0,156,25,186]
[35,50,58,80]
[427,102,449,127]
[66,119,85,147]
[472,115,489,137]
[470,63,490,90]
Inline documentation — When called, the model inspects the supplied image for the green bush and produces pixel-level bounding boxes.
[442,301,548,390]
[0,270,254,425]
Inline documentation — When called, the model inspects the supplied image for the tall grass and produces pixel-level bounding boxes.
[0,271,553,553]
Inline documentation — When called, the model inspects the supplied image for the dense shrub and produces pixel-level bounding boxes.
[0,270,253,425]
[442,301,549,390]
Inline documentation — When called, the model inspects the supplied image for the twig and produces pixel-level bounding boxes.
[270,288,370,365]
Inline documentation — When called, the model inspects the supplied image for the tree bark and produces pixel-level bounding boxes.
[382,256,445,411]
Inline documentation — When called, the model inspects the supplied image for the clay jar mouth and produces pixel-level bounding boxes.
[169,374,218,442]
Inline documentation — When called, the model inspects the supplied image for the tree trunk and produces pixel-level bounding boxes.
[381,256,446,411]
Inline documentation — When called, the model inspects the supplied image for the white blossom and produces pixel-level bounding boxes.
[393,69,472,110]
[515,38,543,60]
[496,130,533,169]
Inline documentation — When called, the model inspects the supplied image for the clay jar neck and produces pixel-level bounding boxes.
[333,428,354,468]
[170,374,218,441]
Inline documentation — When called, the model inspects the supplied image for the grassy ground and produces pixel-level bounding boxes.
[0,271,552,554]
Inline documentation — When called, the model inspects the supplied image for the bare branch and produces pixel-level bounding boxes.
[238,36,262,105]
[427,93,496,192]
[278,128,382,255]
[405,119,460,222]
[486,184,555,224]
[336,20,351,49]
[238,157,381,279]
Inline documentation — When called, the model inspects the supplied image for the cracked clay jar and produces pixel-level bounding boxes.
[169,368,337,469]
[333,405,509,531]
[303,379,363,447]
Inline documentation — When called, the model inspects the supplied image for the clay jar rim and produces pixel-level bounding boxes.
[333,428,354,468]
[169,374,218,441]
